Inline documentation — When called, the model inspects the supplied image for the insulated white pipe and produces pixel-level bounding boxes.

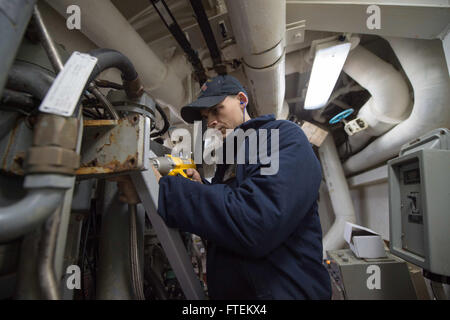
[343,37,450,174]
[318,135,356,257]
[340,45,412,154]
[46,0,186,108]
[225,0,286,117]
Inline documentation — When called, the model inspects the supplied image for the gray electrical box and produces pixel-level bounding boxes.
[326,249,416,300]
[388,128,450,278]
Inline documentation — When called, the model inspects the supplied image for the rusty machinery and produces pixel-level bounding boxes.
[0,4,204,300]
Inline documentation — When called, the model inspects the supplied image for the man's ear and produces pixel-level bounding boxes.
[238,92,248,108]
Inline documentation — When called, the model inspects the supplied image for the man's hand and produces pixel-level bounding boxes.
[186,168,203,183]
[151,164,162,183]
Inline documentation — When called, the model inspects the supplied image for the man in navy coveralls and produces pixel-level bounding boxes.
[154,75,331,300]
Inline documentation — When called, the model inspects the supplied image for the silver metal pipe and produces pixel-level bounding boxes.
[38,210,61,300]
[129,204,145,300]
[32,5,64,73]
[14,229,42,299]
[0,189,64,243]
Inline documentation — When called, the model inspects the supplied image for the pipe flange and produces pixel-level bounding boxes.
[26,146,80,175]
[32,114,79,150]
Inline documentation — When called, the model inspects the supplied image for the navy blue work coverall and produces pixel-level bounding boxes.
[157,114,331,299]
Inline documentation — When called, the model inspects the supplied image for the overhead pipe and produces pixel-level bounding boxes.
[343,37,450,174]
[46,0,186,109]
[225,0,286,117]
[318,135,356,257]
[339,45,412,155]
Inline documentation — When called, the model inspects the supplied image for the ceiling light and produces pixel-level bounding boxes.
[304,41,351,110]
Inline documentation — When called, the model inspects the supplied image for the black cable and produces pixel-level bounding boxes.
[82,109,99,119]
[94,79,124,90]
[150,102,170,138]
[93,106,102,118]
[188,0,226,75]
[1,88,36,111]
[149,0,207,84]
[88,48,138,83]
[6,62,54,101]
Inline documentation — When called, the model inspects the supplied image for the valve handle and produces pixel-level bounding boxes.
[329,108,354,124]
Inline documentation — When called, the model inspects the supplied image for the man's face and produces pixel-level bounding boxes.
[200,93,246,139]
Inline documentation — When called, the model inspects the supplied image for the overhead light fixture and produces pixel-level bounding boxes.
[304,40,351,110]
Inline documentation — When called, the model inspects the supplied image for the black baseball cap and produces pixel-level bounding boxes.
[180,75,248,123]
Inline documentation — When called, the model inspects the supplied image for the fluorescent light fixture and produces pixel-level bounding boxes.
[304,41,351,110]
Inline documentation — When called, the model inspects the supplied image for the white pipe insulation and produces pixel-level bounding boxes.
[225,0,286,118]
[318,135,356,257]
[343,37,450,174]
[340,45,412,154]
[46,0,186,108]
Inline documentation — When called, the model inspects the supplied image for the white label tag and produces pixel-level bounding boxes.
[39,51,97,117]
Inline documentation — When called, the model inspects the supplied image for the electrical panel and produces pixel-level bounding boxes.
[388,128,450,278]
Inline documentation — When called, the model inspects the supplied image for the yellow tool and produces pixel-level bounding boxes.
[152,154,196,180]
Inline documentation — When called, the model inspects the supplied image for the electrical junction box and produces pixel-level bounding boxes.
[344,117,368,136]
[325,249,416,300]
[388,128,450,278]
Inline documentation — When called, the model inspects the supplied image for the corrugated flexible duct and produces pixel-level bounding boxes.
[343,37,450,174]
[225,0,286,118]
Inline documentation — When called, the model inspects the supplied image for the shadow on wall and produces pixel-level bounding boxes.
[318,180,391,242]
